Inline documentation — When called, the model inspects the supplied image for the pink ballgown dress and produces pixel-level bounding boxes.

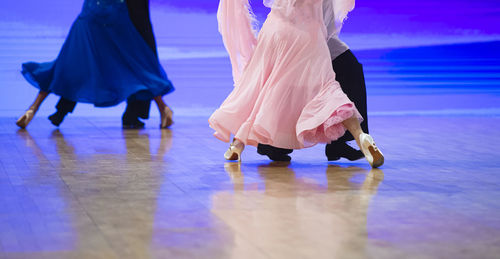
[209,0,361,150]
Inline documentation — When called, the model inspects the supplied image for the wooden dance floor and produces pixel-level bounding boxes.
[0,115,499,258]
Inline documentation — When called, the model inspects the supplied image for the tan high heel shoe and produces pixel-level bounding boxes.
[16,109,36,129]
[359,133,384,168]
[160,106,174,129]
[224,141,244,162]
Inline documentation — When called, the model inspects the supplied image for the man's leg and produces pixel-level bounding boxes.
[325,49,369,161]
[126,0,157,55]
[123,0,155,128]
[48,97,77,127]
[122,99,151,129]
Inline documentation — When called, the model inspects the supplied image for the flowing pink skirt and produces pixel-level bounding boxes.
[209,12,362,149]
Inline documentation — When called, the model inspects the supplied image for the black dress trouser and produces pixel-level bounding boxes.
[329,49,369,143]
[55,0,157,120]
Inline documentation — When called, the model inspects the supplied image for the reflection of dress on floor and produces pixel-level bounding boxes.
[209,0,362,149]
[21,0,174,107]
[213,165,384,258]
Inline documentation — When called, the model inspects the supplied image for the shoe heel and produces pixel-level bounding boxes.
[224,150,241,161]
[360,134,384,168]
[368,145,384,168]
[224,142,243,162]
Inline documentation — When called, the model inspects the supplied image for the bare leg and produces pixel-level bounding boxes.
[153,96,165,110]
[29,91,49,111]
[232,139,245,150]
[341,115,384,168]
[341,115,364,147]
[153,96,173,128]
[16,91,49,128]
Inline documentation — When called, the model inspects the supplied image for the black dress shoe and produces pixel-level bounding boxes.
[257,144,293,162]
[122,110,145,129]
[122,118,145,129]
[48,111,68,127]
[325,141,364,161]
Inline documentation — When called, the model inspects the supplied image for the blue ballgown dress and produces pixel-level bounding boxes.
[21,0,174,107]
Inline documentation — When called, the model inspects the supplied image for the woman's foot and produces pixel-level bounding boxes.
[160,106,174,129]
[359,133,384,168]
[16,109,36,129]
[224,141,245,161]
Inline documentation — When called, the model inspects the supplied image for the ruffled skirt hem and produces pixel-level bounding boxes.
[209,85,362,150]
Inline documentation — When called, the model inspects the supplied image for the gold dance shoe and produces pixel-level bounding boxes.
[16,109,35,129]
[359,133,384,168]
[224,142,244,162]
[160,106,174,129]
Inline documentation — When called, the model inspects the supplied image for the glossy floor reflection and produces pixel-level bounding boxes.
[0,116,499,258]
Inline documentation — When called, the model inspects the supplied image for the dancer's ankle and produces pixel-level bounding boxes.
[233,139,244,149]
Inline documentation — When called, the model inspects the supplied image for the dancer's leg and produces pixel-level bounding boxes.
[341,116,364,147]
[333,50,369,141]
[131,100,151,120]
[30,91,49,111]
[16,91,49,128]
[126,0,157,55]
[122,0,156,128]
[49,97,77,127]
[122,98,151,129]
[153,96,173,128]
[326,49,368,161]
[153,96,165,109]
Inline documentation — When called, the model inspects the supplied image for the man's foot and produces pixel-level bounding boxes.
[325,141,364,161]
[122,109,146,129]
[122,118,145,129]
[48,111,68,127]
[257,144,293,162]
